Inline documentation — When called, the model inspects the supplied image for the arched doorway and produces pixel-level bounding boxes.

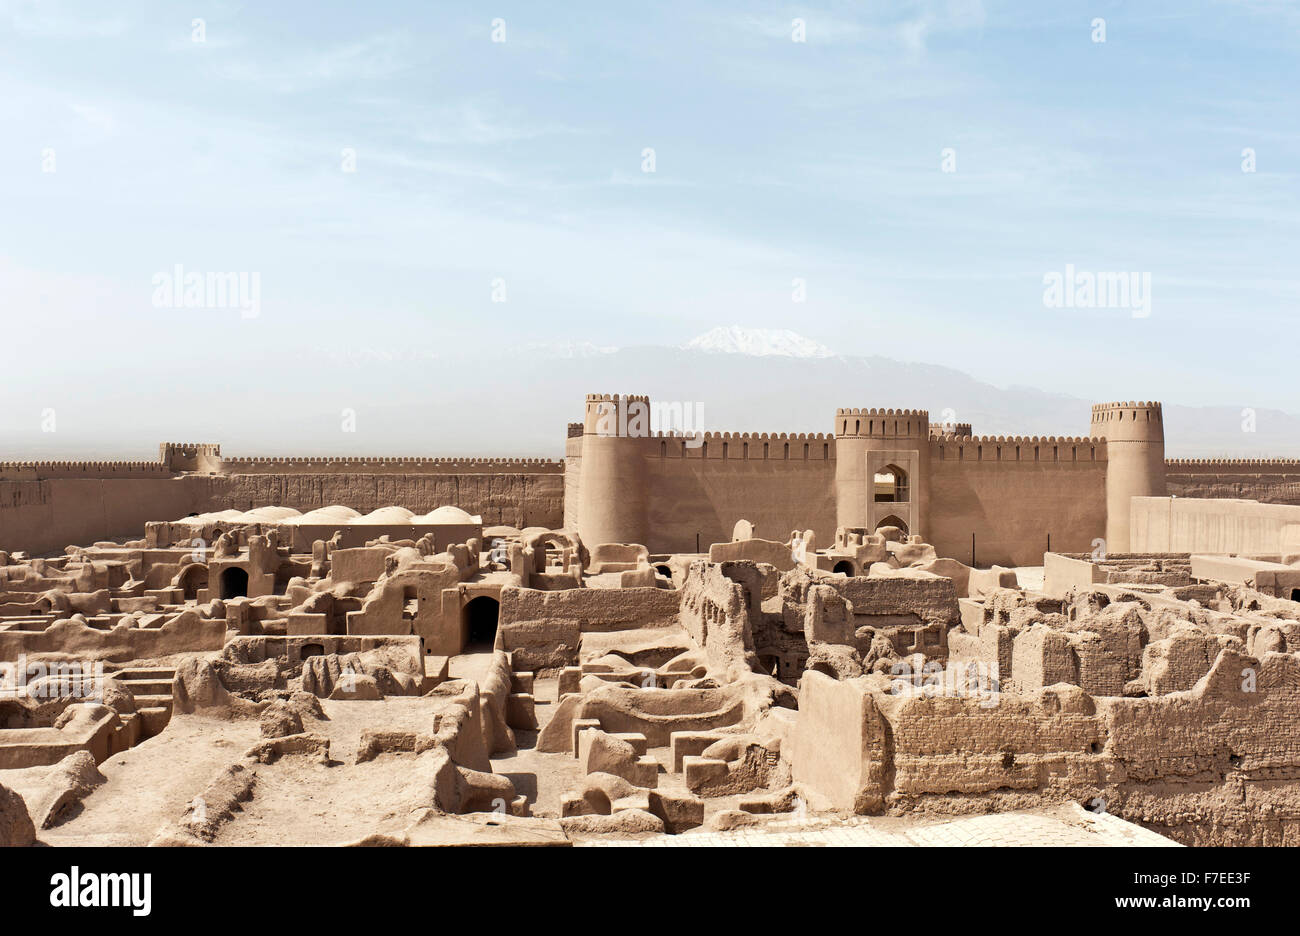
[876,516,909,537]
[832,560,855,576]
[220,567,249,599]
[463,596,500,650]
[177,563,209,600]
[874,465,909,503]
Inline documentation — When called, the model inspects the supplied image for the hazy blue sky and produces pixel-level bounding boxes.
[1,0,1297,454]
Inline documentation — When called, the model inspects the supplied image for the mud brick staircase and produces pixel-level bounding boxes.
[114,666,176,739]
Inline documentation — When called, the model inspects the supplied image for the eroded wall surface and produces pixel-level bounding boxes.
[1166,460,1300,505]
[1,469,564,556]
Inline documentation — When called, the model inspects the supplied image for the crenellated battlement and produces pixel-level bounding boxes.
[836,407,930,419]
[158,442,222,457]
[939,435,1104,445]
[585,393,650,404]
[1166,458,1300,469]
[0,460,175,480]
[159,441,223,473]
[929,423,973,439]
[1090,401,1164,430]
[649,430,834,441]
[930,436,1106,463]
[1091,401,1163,415]
[220,455,564,475]
[835,408,930,439]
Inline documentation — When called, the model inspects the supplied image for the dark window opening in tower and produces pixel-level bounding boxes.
[874,465,909,503]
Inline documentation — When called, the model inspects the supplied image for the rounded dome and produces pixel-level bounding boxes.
[178,509,243,525]
[293,505,362,524]
[239,506,302,523]
[415,505,479,524]
[359,506,415,523]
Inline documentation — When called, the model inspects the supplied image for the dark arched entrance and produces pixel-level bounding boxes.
[178,563,209,600]
[833,560,855,576]
[220,567,249,599]
[463,596,500,650]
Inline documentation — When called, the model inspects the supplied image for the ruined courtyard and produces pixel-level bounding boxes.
[2,395,1299,848]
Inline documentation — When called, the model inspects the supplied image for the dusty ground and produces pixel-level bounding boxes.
[7,639,1177,846]
[31,715,262,846]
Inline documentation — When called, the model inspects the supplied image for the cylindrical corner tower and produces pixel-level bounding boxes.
[1091,401,1166,554]
[834,408,930,538]
[575,394,650,548]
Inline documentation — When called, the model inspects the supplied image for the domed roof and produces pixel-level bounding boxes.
[292,505,362,524]
[177,509,244,525]
[412,505,481,524]
[238,506,302,522]
[360,506,415,523]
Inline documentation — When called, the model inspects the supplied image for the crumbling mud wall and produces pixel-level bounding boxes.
[498,586,681,672]
[791,646,1300,846]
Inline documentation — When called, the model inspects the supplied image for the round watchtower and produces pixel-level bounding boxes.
[1091,401,1166,553]
[575,394,650,549]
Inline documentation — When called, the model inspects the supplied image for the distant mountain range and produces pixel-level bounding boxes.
[2,326,1296,460]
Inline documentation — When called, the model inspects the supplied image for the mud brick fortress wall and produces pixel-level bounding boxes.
[7,396,1300,565]
[1165,458,1300,504]
[564,396,838,556]
[0,444,564,556]
[567,396,1152,566]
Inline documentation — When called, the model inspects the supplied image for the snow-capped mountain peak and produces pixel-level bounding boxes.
[683,326,836,358]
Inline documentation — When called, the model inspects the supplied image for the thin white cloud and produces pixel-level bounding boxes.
[69,101,115,133]
[213,31,414,93]
[0,0,125,38]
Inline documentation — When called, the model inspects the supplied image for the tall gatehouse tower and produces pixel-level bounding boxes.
[834,408,930,538]
[1091,401,1166,553]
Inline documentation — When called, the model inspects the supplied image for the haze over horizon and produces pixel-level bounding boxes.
[2,325,1297,462]
[1,0,1296,457]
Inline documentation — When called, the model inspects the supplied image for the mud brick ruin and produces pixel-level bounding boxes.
[4,394,1300,846]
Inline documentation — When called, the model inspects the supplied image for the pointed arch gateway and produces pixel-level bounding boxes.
[876,515,909,536]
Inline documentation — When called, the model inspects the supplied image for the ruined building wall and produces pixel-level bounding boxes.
[794,649,1300,845]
